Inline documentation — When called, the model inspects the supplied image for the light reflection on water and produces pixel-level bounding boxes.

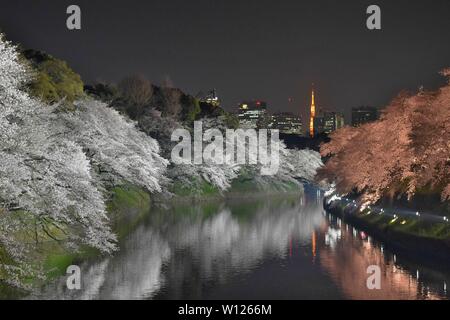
[33,189,450,300]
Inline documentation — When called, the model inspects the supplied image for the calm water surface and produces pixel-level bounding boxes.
[34,187,450,300]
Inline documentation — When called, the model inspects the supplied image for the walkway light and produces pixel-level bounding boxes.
[390,217,398,224]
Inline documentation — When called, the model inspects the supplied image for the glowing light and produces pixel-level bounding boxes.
[312,231,317,260]
[309,86,316,138]
[327,194,341,204]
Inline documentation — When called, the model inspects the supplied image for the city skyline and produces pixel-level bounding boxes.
[0,0,449,123]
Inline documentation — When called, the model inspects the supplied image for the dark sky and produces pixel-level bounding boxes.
[0,0,449,122]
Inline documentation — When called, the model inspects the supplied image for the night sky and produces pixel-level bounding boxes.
[0,0,449,122]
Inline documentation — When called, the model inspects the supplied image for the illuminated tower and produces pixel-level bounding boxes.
[309,86,316,138]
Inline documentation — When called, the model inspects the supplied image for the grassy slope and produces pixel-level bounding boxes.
[43,185,151,281]
[170,179,221,198]
[326,201,450,265]
[170,175,303,198]
[332,202,450,240]
[229,177,302,195]
[359,208,450,240]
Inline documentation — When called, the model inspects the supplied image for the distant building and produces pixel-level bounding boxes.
[238,101,268,129]
[313,117,324,136]
[323,111,345,134]
[351,106,380,127]
[270,112,303,135]
[199,89,221,107]
[308,86,345,136]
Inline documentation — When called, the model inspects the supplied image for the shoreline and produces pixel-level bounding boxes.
[324,198,450,268]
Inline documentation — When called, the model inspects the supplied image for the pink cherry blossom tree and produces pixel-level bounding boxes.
[319,70,450,205]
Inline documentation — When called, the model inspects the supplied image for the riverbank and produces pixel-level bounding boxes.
[0,184,152,298]
[42,185,152,280]
[169,177,304,200]
[324,197,450,266]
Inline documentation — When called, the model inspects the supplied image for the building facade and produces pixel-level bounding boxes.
[237,101,268,129]
[313,117,324,136]
[323,111,345,134]
[270,112,303,135]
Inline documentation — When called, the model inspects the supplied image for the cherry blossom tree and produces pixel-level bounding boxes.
[169,117,241,194]
[0,35,116,285]
[238,143,323,192]
[0,35,168,286]
[54,99,169,192]
[319,70,450,205]
[169,116,323,194]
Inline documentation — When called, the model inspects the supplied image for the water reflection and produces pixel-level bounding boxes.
[33,190,450,300]
[321,214,449,300]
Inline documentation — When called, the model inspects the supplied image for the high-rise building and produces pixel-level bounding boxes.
[351,106,380,127]
[313,116,324,136]
[270,112,303,135]
[323,111,345,134]
[237,100,268,129]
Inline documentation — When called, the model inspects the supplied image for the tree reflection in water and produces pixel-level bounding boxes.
[33,190,450,300]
